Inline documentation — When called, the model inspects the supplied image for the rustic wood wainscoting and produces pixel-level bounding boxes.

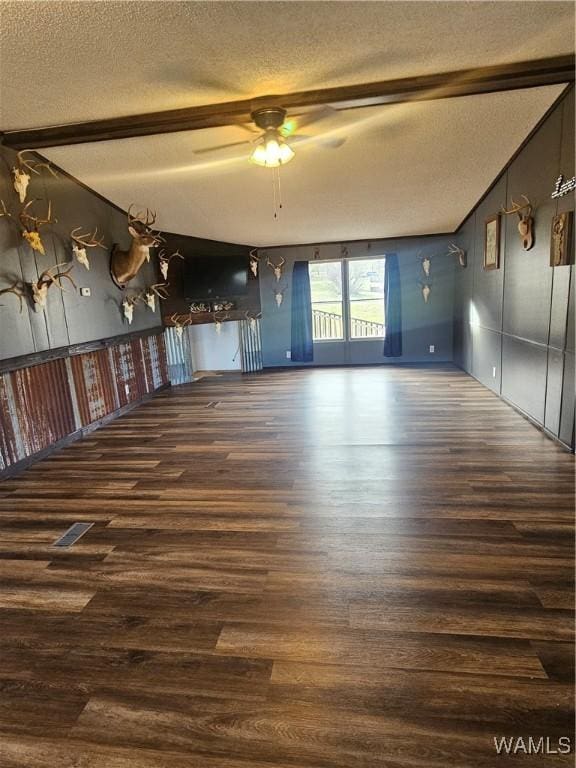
[0,365,573,767]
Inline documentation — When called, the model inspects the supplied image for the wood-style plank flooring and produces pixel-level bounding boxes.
[0,365,574,767]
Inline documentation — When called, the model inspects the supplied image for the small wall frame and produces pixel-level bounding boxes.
[483,215,501,271]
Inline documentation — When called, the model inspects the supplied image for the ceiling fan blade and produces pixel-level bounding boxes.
[281,106,340,136]
[287,133,347,149]
[193,139,252,156]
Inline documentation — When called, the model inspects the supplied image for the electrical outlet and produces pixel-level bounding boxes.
[80,287,91,297]
[286,350,291,359]
[125,384,130,396]
[429,345,435,353]
[492,366,497,378]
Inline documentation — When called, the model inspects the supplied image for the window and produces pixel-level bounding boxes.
[309,260,344,341]
[347,258,385,338]
[309,257,386,342]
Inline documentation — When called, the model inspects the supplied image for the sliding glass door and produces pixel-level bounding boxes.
[310,257,386,343]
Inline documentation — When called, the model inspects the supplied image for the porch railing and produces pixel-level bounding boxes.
[312,308,385,340]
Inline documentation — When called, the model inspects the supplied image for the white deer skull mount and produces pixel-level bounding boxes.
[158,248,183,281]
[122,297,135,324]
[12,168,30,204]
[421,283,431,304]
[266,256,285,282]
[421,255,431,277]
[273,287,285,307]
[448,243,467,268]
[249,249,260,278]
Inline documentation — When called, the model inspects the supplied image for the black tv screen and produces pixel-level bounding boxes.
[183,255,248,300]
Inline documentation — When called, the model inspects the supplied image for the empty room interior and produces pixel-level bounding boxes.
[0,1,575,765]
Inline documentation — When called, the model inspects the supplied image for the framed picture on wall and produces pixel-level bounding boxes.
[550,211,574,267]
[483,215,501,270]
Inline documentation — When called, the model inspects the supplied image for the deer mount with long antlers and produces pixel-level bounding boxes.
[501,195,534,251]
[111,205,164,288]
[11,150,58,204]
[448,242,467,267]
[70,226,106,270]
[158,248,183,281]
[266,255,285,282]
[0,263,76,314]
[0,198,57,256]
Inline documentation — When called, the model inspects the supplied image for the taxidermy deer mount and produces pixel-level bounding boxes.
[273,285,286,307]
[11,150,58,204]
[142,283,169,313]
[448,243,467,267]
[501,195,534,251]
[249,249,260,278]
[169,312,193,338]
[0,263,76,313]
[158,248,183,281]
[0,198,57,256]
[245,310,262,331]
[213,311,230,334]
[111,206,164,288]
[267,255,285,282]
[70,226,106,270]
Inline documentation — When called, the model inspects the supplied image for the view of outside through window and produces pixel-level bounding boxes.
[309,258,385,341]
[348,258,385,338]
[309,261,344,340]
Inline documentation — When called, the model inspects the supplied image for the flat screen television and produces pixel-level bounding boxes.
[183,255,248,300]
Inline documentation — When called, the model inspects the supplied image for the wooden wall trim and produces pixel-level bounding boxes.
[3,55,573,149]
[0,326,165,375]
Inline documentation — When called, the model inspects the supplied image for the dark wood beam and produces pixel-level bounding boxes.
[2,55,574,149]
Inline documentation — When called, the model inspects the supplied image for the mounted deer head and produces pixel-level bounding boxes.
[19,199,56,255]
[111,205,164,288]
[448,243,467,268]
[158,248,183,281]
[249,249,260,278]
[11,151,58,204]
[70,226,106,270]
[266,255,285,282]
[501,195,534,251]
[31,263,76,312]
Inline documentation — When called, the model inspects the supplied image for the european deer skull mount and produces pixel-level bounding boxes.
[19,199,56,255]
[121,295,140,324]
[70,226,106,270]
[111,206,164,288]
[31,263,76,312]
[170,312,193,339]
[420,255,431,277]
[420,283,431,304]
[213,311,230,334]
[249,249,260,278]
[158,248,183,281]
[266,256,285,282]
[245,310,262,332]
[143,283,169,312]
[448,243,467,268]
[11,151,58,204]
[501,195,534,251]
[273,286,285,307]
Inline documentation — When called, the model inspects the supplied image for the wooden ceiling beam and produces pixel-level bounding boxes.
[2,55,574,149]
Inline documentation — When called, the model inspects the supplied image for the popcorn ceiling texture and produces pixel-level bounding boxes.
[43,86,565,246]
[0,1,572,244]
[0,1,573,129]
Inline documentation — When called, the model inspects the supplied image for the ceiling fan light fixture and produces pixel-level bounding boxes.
[250,129,295,167]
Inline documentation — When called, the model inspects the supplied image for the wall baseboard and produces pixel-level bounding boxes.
[454,363,574,454]
[0,383,170,481]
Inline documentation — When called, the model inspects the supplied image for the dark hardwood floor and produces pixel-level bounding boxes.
[0,365,574,767]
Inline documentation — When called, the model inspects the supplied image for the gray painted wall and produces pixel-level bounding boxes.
[0,146,161,362]
[258,236,455,368]
[454,87,575,449]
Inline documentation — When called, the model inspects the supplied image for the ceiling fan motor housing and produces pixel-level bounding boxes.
[251,107,287,131]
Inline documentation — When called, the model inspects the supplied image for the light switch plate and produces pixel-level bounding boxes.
[286,350,291,359]
[429,345,435,353]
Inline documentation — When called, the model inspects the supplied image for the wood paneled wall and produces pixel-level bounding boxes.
[454,86,574,449]
[0,331,168,476]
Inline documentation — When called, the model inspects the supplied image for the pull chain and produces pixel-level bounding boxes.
[272,166,284,220]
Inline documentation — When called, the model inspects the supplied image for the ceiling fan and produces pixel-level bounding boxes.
[193,105,347,167]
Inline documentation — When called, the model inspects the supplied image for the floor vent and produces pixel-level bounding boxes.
[53,522,94,548]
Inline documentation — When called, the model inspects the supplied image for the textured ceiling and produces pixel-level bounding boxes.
[42,85,566,246]
[0,1,573,130]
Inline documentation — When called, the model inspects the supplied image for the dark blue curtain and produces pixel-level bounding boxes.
[291,261,314,362]
[383,253,402,357]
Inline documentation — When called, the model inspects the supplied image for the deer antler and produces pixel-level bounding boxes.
[38,262,76,291]
[0,200,13,219]
[16,150,58,178]
[501,195,532,217]
[20,199,55,231]
[70,226,105,248]
[0,280,27,313]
